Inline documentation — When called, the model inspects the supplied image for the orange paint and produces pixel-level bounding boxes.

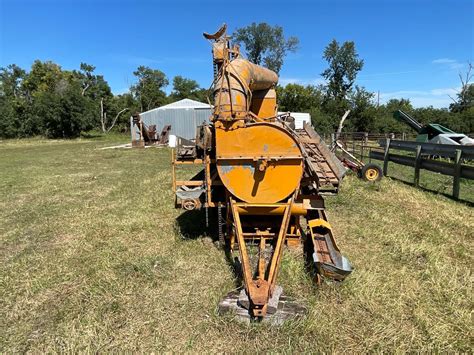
[216,122,303,203]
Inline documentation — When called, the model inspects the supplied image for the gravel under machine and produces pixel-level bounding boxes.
[172,25,352,321]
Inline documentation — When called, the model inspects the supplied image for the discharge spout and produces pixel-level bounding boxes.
[213,58,278,120]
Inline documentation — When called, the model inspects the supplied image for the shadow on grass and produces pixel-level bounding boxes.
[176,208,243,286]
[175,208,350,290]
[387,176,474,207]
[176,209,216,240]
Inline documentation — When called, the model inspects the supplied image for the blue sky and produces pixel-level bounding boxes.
[1,0,473,108]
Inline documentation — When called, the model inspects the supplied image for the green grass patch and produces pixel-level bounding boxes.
[1,137,472,352]
[361,147,474,203]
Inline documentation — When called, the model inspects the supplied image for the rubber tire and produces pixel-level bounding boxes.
[361,163,383,182]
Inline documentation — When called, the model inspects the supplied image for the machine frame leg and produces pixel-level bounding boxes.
[229,197,294,317]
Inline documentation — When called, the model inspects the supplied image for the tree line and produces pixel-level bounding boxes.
[0,22,472,139]
[0,61,208,138]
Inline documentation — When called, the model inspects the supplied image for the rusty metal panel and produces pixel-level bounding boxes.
[301,123,347,182]
[215,123,303,204]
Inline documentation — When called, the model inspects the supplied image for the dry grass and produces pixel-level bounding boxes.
[1,136,472,352]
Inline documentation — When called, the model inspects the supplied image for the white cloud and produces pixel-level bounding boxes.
[311,78,327,86]
[279,77,301,85]
[432,58,457,64]
[278,77,326,86]
[358,70,418,79]
[409,96,453,108]
[379,87,459,108]
[432,58,465,70]
[429,87,458,96]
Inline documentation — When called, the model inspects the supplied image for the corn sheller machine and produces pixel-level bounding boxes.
[172,25,352,322]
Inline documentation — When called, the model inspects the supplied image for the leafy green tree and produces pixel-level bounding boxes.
[14,60,66,136]
[28,77,95,138]
[348,86,376,132]
[109,93,137,132]
[0,64,27,137]
[21,60,63,101]
[450,84,474,113]
[321,39,364,102]
[131,66,168,111]
[2,52,469,139]
[458,107,474,133]
[0,96,19,138]
[171,76,198,99]
[276,84,323,112]
[74,66,123,133]
[0,64,26,98]
[309,107,334,135]
[233,23,299,74]
[412,106,474,133]
[2,60,110,138]
[450,63,473,113]
[170,76,208,102]
[320,97,351,131]
[374,98,414,133]
[0,60,132,138]
[193,88,210,104]
[76,62,96,96]
[413,107,450,126]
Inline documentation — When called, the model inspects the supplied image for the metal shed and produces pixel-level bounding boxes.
[131,98,312,142]
[131,99,212,141]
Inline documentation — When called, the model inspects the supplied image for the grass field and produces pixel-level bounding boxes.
[370,152,474,204]
[1,136,473,352]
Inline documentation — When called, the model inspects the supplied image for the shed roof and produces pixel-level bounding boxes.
[142,99,211,114]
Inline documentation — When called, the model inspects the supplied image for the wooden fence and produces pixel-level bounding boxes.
[369,139,474,199]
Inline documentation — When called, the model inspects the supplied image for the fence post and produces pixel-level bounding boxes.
[383,138,390,176]
[414,145,422,187]
[453,149,462,200]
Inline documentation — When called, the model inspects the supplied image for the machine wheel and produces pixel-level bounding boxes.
[361,163,383,182]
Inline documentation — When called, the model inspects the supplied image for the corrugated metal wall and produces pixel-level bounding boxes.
[131,107,212,141]
[131,107,311,141]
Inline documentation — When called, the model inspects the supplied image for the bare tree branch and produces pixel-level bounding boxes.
[106,108,129,133]
[336,110,351,140]
[450,62,473,110]
[81,83,90,96]
[100,98,106,132]
[448,94,458,104]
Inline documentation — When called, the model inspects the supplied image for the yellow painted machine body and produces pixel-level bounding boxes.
[213,58,278,121]
[211,43,302,204]
[172,25,352,319]
[215,122,303,203]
